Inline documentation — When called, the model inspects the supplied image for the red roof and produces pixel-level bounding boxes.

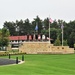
[9,35,53,41]
[9,36,27,40]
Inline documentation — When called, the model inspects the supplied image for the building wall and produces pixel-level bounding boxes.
[19,42,74,54]
[7,44,11,51]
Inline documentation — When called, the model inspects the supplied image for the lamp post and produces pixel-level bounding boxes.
[61,23,64,46]
[42,22,45,30]
[42,22,45,41]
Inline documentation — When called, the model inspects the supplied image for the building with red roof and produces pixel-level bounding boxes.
[9,36,27,41]
[9,35,53,49]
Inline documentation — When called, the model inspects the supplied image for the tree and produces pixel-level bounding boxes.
[2,16,75,48]
[63,40,68,46]
[68,31,75,47]
[66,21,75,47]
[0,28,10,50]
[3,21,16,36]
[54,37,61,46]
[23,19,32,35]
[74,44,75,50]
[32,16,42,34]
[41,29,47,35]
[50,28,58,43]
[51,20,59,28]
[43,18,49,30]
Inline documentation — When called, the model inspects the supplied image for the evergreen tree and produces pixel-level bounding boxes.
[54,37,61,46]
[63,40,68,46]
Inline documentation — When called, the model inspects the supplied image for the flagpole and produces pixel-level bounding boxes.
[62,23,63,46]
[49,16,50,44]
[35,22,38,40]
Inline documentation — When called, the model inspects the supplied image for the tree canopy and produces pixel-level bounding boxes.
[3,16,75,48]
[0,28,10,50]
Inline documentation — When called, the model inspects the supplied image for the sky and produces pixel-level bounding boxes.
[0,0,75,28]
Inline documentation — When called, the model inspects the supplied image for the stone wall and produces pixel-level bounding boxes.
[19,42,74,54]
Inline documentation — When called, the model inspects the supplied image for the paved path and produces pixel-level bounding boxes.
[0,58,20,66]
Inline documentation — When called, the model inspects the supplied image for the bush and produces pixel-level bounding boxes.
[63,40,68,46]
[54,37,61,46]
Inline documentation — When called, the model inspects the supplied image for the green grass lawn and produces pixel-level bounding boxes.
[0,54,75,75]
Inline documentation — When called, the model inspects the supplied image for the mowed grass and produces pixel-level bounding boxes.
[0,54,75,75]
